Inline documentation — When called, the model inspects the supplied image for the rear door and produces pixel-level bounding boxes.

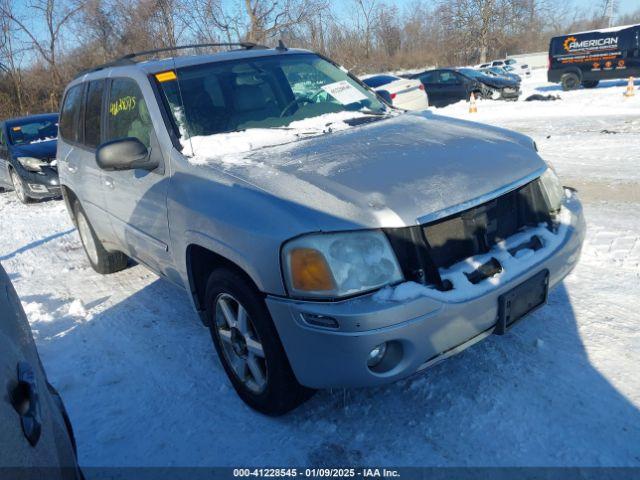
[417,71,444,106]
[437,71,468,106]
[101,76,170,274]
[0,266,80,478]
[59,82,112,244]
[622,26,640,77]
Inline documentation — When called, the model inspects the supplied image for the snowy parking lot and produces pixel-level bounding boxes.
[0,69,639,468]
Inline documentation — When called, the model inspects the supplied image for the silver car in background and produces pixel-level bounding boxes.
[56,45,585,414]
[361,74,429,110]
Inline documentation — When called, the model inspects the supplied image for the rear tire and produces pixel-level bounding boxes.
[561,73,580,91]
[73,201,128,274]
[10,168,31,204]
[581,80,599,88]
[205,267,314,415]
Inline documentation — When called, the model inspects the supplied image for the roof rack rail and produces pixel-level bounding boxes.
[74,42,268,78]
[116,42,266,62]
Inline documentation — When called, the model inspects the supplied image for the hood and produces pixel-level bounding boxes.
[202,112,547,230]
[11,139,57,162]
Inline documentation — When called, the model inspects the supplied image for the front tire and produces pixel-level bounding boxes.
[205,268,314,415]
[561,72,580,91]
[74,201,128,274]
[10,168,31,204]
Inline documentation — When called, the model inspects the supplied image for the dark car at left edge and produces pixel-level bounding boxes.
[0,113,61,204]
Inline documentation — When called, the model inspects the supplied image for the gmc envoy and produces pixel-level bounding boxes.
[57,44,585,414]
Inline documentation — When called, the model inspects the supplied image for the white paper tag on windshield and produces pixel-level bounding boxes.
[321,81,368,105]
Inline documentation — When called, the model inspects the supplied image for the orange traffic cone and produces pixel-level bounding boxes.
[469,92,478,113]
[624,76,635,97]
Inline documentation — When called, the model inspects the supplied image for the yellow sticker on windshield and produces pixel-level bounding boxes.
[155,71,177,82]
[109,96,136,116]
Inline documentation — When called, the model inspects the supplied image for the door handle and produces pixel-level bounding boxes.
[67,164,77,174]
[104,177,114,189]
[11,362,42,447]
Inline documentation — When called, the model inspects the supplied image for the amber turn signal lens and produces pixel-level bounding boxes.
[289,248,335,292]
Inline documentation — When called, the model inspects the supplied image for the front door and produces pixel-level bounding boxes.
[102,76,170,275]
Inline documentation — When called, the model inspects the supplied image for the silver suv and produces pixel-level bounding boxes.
[57,44,585,414]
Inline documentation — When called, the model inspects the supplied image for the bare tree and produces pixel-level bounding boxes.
[181,0,242,43]
[377,2,402,58]
[0,0,25,114]
[0,0,82,108]
[243,0,321,44]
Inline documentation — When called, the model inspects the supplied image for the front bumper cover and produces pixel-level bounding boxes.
[266,196,585,389]
[15,164,60,199]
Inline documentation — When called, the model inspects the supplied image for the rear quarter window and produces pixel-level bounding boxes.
[59,84,84,143]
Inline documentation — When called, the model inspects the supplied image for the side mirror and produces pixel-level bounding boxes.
[377,90,393,104]
[96,137,158,171]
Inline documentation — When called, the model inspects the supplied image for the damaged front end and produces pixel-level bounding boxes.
[383,172,571,298]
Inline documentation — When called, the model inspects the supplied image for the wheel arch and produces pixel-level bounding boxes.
[185,243,264,326]
[560,67,583,80]
[60,185,79,227]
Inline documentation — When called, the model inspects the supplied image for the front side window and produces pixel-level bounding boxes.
[7,117,59,146]
[157,53,387,139]
[85,80,105,148]
[106,78,152,148]
[60,84,84,143]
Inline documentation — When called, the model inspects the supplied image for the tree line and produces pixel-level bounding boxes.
[1,0,639,119]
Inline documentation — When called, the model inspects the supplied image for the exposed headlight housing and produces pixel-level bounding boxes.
[282,230,404,299]
[17,156,47,172]
[539,167,564,213]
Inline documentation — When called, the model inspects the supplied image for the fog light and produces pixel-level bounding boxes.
[367,343,387,368]
[28,184,48,193]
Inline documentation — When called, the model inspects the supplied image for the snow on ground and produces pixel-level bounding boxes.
[1,69,639,469]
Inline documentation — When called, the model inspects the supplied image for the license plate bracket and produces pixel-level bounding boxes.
[495,269,549,335]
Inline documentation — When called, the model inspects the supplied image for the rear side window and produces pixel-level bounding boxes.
[84,80,105,148]
[59,84,84,143]
[439,71,461,84]
[107,78,151,148]
[419,72,438,83]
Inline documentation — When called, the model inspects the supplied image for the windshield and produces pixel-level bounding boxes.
[7,118,58,146]
[157,53,387,139]
[362,75,399,88]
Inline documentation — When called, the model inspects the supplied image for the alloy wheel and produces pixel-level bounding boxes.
[215,293,267,394]
[10,170,27,203]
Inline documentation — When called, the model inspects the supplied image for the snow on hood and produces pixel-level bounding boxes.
[183,111,546,229]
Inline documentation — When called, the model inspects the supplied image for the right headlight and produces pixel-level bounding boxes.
[539,166,564,213]
[282,230,404,299]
